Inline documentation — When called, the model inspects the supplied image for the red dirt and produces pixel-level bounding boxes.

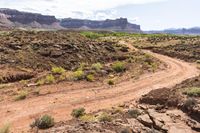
[0,50,199,132]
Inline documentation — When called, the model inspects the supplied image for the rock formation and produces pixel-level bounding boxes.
[60,18,141,32]
[0,8,57,25]
[0,8,141,32]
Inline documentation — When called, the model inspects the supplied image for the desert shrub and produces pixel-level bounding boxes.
[36,79,45,86]
[183,87,200,97]
[31,115,54,129]
[112,61,125,73]
[91,63,103,71]
[80,114,96,122]
[33,89,40,95]
[51,67,65,74]
[73,70,84,80]
[58,73,66,81]
[128,109,141,118]
[86,74,94,82]
[71,108,85,118]
[108,79,114,85]
[0,84,11,90]
[0,124,10,133]
[112,107,123,114]
[15,91,28,101]
[196,60,200,64]
[78,63,87,71]
[81,32,105,39]
[149,62,158,72]
[183,98,197,109]
[45,74,55,84]
[98,112,112,122]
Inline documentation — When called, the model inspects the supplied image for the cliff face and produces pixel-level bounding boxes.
[0,9,57,25]
[60,18,141,31]
[0,8,141,32]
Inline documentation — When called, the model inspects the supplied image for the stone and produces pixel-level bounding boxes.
[137,114,153,127]
[50,50,63,58]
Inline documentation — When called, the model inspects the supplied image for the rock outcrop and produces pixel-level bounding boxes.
[60,18,141,32]
[0,8,57,25]
[0,8,141,32]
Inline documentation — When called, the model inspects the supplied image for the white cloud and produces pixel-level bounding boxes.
[129,17,140,22]
[0,0,166,19]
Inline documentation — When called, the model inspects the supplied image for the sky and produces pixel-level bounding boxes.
[0,0,199,30]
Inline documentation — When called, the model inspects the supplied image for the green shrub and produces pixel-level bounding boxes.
[91,63,103,71]
[15,91,28,101]
[86,74,94,82]
[71,108,85,118]
[108,79,114,85]
[80,114,96,122]
[112,61,125,73]
[59,73,67,81]
[45,74,55,84]
[51,67,65,74]
[36,79,45,86]
[81,32,105,39]
[73,70,84,80]
[98,112,112,122]
[128,109,141,118]
[183,87,200,97]
[112,107,123,114]
[31,115,54,129]
[0,124,10,133]
[149,62,158,72]
[0,84,11,90]
[78,63,87,71]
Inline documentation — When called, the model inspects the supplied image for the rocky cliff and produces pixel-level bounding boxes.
[0,8,57,25]
[0,8,141,32]
[60,18,141,32]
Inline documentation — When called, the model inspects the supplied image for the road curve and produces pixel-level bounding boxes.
[0,50,199,132]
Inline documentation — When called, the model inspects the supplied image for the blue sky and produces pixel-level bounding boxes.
[0,0,199,30]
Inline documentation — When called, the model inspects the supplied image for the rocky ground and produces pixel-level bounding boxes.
[0,31,199,133]
[40,76,200,133]
[149,43,200,62]
[32,33,200,133]
[0,30,122,70]
[141,75,200,127]
[130,35,200,63]
[0,31,161,103]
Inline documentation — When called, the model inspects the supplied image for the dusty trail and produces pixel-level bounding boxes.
[0,49,199,132]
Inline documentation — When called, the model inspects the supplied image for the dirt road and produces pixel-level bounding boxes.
[0,50,199,132]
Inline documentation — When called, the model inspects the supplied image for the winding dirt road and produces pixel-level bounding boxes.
[0,50,199,132]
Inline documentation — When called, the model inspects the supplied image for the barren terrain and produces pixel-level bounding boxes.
[0,31,199,133]
[0,46,199,132]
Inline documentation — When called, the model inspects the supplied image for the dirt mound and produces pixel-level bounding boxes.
[0,65,34,83]
[139,88,181,107]
[0,30,128,70]
[140,76,200,126]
